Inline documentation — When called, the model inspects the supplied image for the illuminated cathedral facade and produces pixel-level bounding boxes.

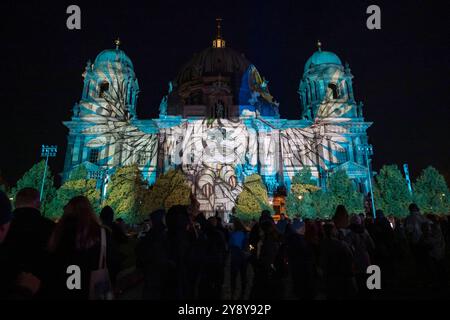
[63,24,373,217]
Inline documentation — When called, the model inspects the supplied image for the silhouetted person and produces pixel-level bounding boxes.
[100,206,128,245]
[0,190,41,299]
[249,210,274,268]
[136,209,171,299]
[3,188,54,298]
[250,220,282,300]
[165,205,191,299]
[229,217,249,300]
[276,213,288,235]
[421,214,446,290]
[99,206,126,285]
[370,209,396,292]
[47,196,114,299]
[319,222,356,300]
[405,204,430,245]
[345,215,375,298]
[333,205,350,240]
[185,196,206,299]
[286,219,316,299]
[199,217,227,300]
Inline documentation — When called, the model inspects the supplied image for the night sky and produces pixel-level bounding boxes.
[1,0,449,187]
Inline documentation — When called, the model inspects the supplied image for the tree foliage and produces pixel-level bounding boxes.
[326,170,364,215]
[235,174,272,221]
[311,190,335,219]
[413,166,450,214]
[287,169,363,219]
[286,168,320,218]
[12,160,56,211]
[68,165,89,181]
[291,167,315,185]
[105,164,149,223]
[141,169,191,214]
[46,177,100,220]
[374,164,412,217]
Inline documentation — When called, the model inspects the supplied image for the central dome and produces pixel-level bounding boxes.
[175,47,251,86]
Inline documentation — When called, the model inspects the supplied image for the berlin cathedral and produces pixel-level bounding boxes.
[62,21,373,217]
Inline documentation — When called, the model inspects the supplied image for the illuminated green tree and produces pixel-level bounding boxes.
[374,165,412,217]
[45,175,100,219]
[105,164,149,223]
[68,165,89,181]
[413,166,450,214]
[12,160,56,210]
[292,167,315,185]
[141,169,191,214]
[286,167,320,218]
[311,190,335,219]
[235,174,272,221]
[326,170,364,214]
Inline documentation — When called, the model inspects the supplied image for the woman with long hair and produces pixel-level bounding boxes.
[47,196,113,299]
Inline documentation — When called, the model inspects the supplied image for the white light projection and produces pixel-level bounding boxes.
[77,62,352,213]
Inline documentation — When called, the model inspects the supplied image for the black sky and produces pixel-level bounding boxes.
[0,0,449,186]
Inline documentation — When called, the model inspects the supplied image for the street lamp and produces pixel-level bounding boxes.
[40,145,57,202]
[101,170,110,203]
[358,144,376,219]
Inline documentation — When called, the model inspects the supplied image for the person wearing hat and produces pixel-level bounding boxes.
[0,190,41,299]
[286,218,316,299]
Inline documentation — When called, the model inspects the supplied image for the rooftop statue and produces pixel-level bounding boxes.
[159,95,168,117]
[159,82,173,117]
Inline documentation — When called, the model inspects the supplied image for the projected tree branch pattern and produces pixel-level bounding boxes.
[78,62,351,212]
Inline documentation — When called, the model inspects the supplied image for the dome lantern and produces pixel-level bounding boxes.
[212,18,226,48]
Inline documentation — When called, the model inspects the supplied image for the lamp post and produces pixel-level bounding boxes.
[403,163,413,196]
[101,170,109,203]
[358,144,376,219]
[40,145,57,202]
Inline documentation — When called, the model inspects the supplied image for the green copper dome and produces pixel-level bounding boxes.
[304,50,342,73]
[94,48,134,69]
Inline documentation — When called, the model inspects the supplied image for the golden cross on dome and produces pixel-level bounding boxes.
[216,18,222,38]
[317,40,322,51]
[115,37,121,49]
[213,18,225,48]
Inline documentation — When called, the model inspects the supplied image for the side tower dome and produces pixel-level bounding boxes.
[298,41,358,120]
[79,38,139,119]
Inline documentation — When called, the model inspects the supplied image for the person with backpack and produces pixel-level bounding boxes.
[46,196,114,299]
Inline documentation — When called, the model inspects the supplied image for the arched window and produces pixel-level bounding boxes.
[99,81,109,98]
[327,83,339,100]
[89,148,99,164]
